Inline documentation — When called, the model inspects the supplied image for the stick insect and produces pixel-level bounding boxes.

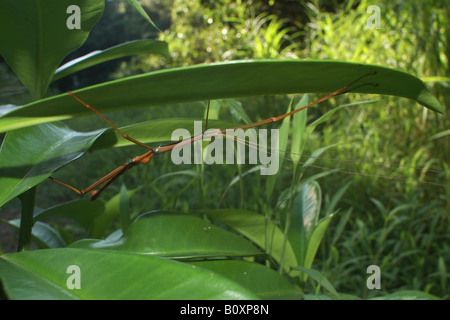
[48,72,444,200]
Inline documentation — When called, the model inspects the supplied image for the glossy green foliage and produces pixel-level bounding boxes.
[0,0,105,99]
[0,60,443,133]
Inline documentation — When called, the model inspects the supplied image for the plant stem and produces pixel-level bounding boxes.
[237,163,244,208]
[17,187,36,251]
[278,163,299,274]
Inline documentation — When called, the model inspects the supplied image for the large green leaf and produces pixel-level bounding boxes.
[0,123,105,208]
[69,212,263,259]
[202,209,298,272]
[192,260,303,299]
[0,0,104,99]
[0,248,258,299]
[53,40,169,81]
[0,60,444,133]
[33,199,105,231]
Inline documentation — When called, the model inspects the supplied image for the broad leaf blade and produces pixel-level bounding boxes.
[202,209,299,272]
[70,212,263,259]
[192,260,303,299]
[0,60,443,133]
[0,0,104,99]
[0,123,105,207]
[0,248,258,299]
[34,199,105,231]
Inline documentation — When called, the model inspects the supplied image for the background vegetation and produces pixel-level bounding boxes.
[0,0,448,299]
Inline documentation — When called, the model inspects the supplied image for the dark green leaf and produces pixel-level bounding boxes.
[0,60,443,133]
[0,123,105,207]
[70,212,263,259]
[201,209,298,271]
[34,199,105,231]
[0,248,258,299]
[192,260,303,299]
[0,0,104,99]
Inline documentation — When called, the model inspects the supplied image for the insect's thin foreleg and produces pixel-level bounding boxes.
[67,91,153,150]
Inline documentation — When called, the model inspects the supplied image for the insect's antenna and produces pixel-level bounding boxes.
[335,82,379,96]
[334,71,379,96]
[345,71,377,88]
[222,133,447,187]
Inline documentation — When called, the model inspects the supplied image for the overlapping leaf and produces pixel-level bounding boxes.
[0,0,104,99]
[0,60,444,133]
[0,123,105,207]
[0,248,258,299]
[69,212,263,259]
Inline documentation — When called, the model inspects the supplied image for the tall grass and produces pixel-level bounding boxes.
[300,0,449,298]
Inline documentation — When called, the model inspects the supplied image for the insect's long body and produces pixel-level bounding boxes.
[54,72,437,200]
[49,121,229,199]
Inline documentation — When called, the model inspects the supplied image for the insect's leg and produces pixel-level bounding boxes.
[48,161,134,196]
[67,91,153,150]
[89,163,134,200]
